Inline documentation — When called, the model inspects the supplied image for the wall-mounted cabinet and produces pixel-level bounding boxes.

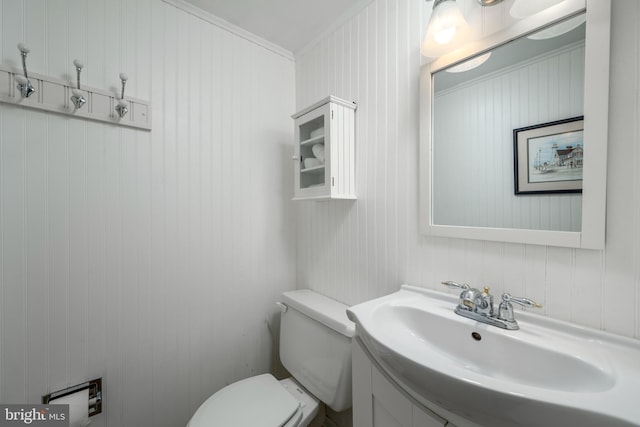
[292,96,356,201]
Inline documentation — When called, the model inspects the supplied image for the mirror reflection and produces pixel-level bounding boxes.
[432,13,586,232]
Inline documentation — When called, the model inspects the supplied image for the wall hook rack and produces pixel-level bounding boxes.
[0,55,151,130]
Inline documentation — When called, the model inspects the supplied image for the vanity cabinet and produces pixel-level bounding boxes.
[292,96,356,200]
[352,339,450,427]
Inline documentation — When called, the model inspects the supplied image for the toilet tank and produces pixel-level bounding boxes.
[279,289,355,412]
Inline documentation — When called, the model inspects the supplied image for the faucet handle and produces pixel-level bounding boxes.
[501,293,542,309]
[441,281,470,290]
[498,293,542,325]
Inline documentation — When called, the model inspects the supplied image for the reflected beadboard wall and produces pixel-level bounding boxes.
[434,42,584,231]
[0,1,295,426]
[295,0,640,339]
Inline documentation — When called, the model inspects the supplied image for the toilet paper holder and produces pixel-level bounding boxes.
[42,378,102,417]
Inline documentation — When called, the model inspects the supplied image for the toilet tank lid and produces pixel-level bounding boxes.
[281,289,355,338]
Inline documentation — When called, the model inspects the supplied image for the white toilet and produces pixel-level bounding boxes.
[187,289,355,427]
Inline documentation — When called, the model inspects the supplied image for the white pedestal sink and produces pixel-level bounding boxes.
[347,285,640,427]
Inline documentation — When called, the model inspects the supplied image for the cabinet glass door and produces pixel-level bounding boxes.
[294,102,330,199]
[298,114,326,189]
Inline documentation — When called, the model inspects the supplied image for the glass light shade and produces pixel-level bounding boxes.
[527,14,586,40]
[510,0,565,19]
[445,52,491,73]
[421,0,472,58]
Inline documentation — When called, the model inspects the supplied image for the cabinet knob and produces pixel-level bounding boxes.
[292,155,299,160]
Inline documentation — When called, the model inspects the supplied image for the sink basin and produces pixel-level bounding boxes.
[347,285,640,427]
[378,304,614,393]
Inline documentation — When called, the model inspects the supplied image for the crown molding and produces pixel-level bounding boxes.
[162,0,295,62]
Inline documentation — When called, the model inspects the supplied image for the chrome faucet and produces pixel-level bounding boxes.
[441,281,541,330]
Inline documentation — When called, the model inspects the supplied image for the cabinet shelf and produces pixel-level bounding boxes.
[301,164,325,174]
[300,135,324,146]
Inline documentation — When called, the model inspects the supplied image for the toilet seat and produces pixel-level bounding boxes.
[187,374,301,427]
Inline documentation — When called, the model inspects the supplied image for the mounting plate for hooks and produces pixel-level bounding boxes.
[0,64,151,131]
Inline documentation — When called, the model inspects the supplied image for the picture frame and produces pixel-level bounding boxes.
[513,116,584,195]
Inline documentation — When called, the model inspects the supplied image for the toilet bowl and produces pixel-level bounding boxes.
[187,289,355,427]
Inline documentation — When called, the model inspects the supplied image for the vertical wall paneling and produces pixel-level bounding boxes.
[2,105,27,403]
[601,1,638,338]
[635,4,640,341]
[0,1,295,426]
[85,121,107,427]
[47,116,70,393]
[25,111,48,404]
[0,5,3,405]
[295,0,640,339]
[148,2,167,424]
[67,119,88,386]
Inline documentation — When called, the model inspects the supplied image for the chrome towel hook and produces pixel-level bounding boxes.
[16,42,35,98]
[70,59,86,109]
[115,72,128,118]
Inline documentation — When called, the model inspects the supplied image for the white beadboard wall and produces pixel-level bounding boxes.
[295,0,640,340]
[0,1,295,427]
[433,42,584,231]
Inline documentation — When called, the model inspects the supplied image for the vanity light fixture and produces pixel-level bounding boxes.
[16,43,35,98]
[510,0,565,19]
[70,59,86,110]
[115,72,128,118]
[422,0,503,58]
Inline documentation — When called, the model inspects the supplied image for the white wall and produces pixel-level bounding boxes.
[295,0,640,340]
[0,1,295,426]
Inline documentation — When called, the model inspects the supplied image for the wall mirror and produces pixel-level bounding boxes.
[419,0,611,249]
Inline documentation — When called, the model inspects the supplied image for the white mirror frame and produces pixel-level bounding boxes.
[419,0,611,249]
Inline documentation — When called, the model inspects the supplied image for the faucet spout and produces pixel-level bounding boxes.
[474,287,494,316]
[441,280,469,290]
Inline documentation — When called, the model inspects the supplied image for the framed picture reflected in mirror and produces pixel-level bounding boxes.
[514,116,584,195]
